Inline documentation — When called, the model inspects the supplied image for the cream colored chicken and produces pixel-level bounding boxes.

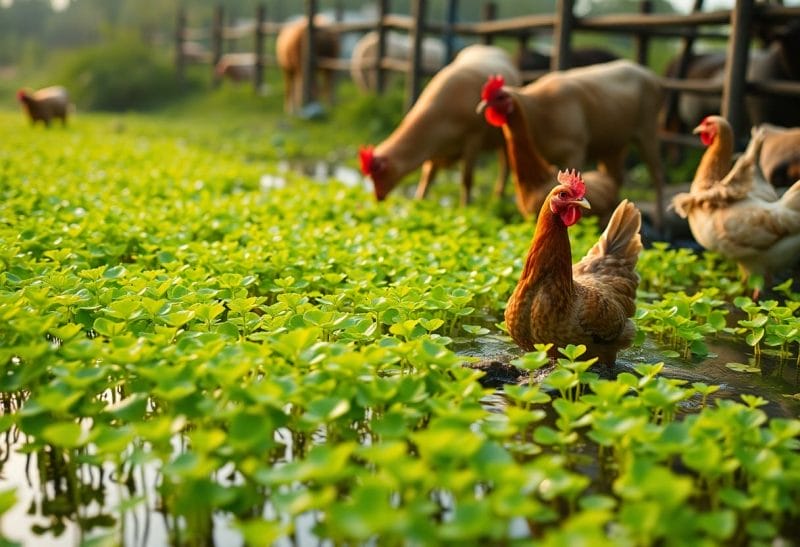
[672,116,800,297]
[685,115,777,204]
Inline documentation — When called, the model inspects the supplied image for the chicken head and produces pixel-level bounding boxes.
[476,75,514,127]
[359,145,393,200]
[549,169,591,226]
[693,115,722,146]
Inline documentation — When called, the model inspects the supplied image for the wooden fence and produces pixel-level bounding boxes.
[175,0,800,147]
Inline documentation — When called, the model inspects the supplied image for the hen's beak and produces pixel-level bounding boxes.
[692,124,703,135]
[575,197,591,210]
[475,100,487,114]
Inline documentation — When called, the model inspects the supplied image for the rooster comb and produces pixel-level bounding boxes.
[481,74,505,101]
[16,89,27,101]
[358,145,375,175]
[557,169,586,196]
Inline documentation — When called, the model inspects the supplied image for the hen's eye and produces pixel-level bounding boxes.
[558,191,568,199]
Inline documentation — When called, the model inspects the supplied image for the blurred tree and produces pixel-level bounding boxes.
[0,0,52,65]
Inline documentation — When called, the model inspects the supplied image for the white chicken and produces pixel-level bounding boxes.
[672,116,800,298]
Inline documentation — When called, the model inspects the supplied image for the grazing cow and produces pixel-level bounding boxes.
[664,21,800,134]
[276,15,340,115]
[214,53,256,83]
[350,31,447,92]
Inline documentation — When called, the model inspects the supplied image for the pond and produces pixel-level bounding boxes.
[1,327,797,546]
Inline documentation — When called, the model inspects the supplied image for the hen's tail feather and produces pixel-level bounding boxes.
[719,129,764,195]
[585,199,643,261]
[779,178,800,213]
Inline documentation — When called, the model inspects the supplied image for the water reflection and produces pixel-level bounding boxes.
[260,161,370,194]
[1,332,797,545]
[466,333,800,419]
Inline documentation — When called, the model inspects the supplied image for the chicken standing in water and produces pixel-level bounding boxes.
[672,117,800,299]
[505,170,643,366]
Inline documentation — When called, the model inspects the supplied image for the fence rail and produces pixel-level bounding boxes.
[175,0,800,148]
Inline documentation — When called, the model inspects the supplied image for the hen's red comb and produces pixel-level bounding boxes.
[557,169,586,198]
[359,145,375,175]
[481,74,505,101]
[16,89,26,102]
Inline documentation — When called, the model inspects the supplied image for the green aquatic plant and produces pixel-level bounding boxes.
[635,289,729,358]
[0,108,798,546]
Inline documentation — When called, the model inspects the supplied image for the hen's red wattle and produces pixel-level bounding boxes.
[359,145,375,175]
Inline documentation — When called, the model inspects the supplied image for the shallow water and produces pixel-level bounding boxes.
[462,332,800,419]
[1,332,797,545]
[260,161,368,193]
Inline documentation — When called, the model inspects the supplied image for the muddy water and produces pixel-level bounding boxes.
[458,333,800,419]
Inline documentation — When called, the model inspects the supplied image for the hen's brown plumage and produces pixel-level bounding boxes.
[477,76,620,224]
[505,171,642,366]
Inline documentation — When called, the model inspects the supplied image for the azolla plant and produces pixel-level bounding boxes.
[0,110,798,546]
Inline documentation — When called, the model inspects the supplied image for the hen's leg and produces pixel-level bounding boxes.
[460,141,483,206]
[493,144,510,197]
[282,70,294,114]
[415,161,438,199]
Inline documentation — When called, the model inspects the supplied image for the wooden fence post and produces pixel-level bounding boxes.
[175,5,186,86]
[302,0,319,107]
[254,4,266,94]
[444,0,459,63]
[375,0,390,94]
[211,4,224,86]
[516,31,529,71]
[635,0,652,66]
[722,0,754,145]
[481,2,497,45]
[406,0,427,110]
[552,0,574,70]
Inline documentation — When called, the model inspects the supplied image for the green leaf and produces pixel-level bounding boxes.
[50,323,84,342]
[102,265,127,279]
[159,309,196,327]
[0,488,17,515]
[41,422,86,448]
[462,324,490,336]
[106,393,149,422]
[303,397,351,424]
[92,317,126,337]
[745,329,764,347]
[725,362,761,373]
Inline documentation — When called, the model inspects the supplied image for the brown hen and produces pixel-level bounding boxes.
[505,170,643,366]
[476,74,619,225]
